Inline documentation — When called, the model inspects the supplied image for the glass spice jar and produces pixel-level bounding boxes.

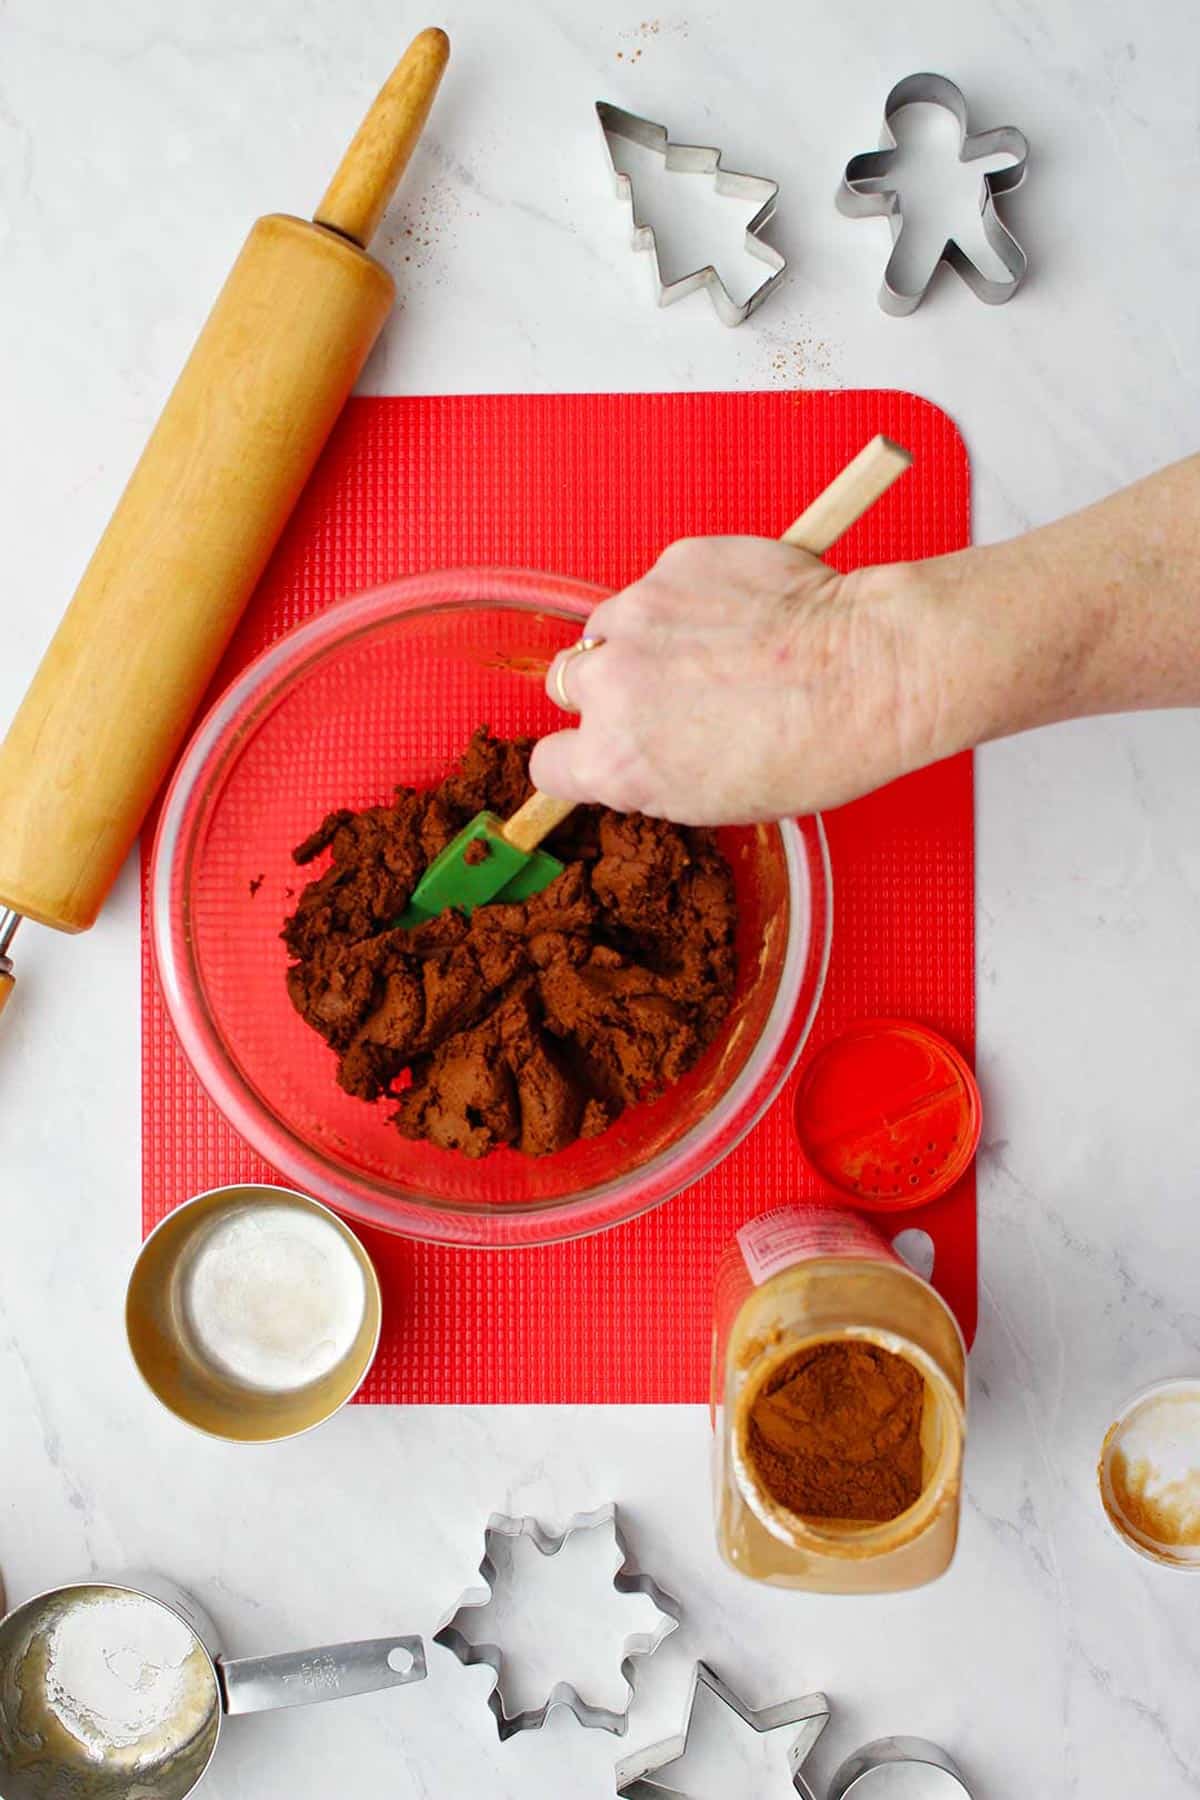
[712,1203,967,1594]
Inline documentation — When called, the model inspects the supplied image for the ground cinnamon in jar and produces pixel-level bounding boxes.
[745,1340,926,1522]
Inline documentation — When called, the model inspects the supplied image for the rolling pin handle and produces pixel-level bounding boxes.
[0,908,19,1020]
[0,41,449,947]
[314,27,450,249]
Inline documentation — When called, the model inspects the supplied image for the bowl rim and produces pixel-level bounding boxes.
[151,569,832,1249]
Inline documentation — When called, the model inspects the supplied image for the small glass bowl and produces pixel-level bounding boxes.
[151,569,831,1248]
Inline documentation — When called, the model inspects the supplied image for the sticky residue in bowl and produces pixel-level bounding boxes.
[1100,1380,1200,1566]
[150,573,830,1245]
[8,1590,214,1765]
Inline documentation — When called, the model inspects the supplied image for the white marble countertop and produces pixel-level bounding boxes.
[2,2,1199,1794]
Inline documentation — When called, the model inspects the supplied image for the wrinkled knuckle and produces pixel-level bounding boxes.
[600,739,657,815]
[601,671,647,739]
[564,730,610,796]
[603,581,657,633]
[580,594,619,640]
[655,536,706,575]
[566,725,649,813]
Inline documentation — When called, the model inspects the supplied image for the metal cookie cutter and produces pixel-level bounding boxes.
[829,1735,975,1798]
[597,101,786,325]
[837,72,1029,314]
[434,1503,680,1741]
[615,1660,830,1799]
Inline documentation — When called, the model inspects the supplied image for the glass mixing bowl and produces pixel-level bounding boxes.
[151,570,831,1247]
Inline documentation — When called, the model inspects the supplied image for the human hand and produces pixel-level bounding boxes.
[531,537,934,825]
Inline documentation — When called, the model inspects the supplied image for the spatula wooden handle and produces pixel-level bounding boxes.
[517,435,913,852]
[780,435,912,554]
[315,28,450,248]
[502,790,577,853]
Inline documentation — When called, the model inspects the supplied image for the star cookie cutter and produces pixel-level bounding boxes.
[433,1503,680,1741]
[615,1660,830,1799]
[837,72,1029,314]
[829,1735,975,1797]
[597,101,786,326]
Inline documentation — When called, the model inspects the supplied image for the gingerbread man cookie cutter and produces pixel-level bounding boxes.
[837,72,1029,314]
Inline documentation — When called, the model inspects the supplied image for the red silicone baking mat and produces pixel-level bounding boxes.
[141,391,975,1402]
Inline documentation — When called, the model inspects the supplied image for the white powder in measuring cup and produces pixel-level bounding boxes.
[177,1199,367,1392]
[38,1591,210,1759]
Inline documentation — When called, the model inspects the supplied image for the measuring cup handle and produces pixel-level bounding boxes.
[219,1635,426,1716]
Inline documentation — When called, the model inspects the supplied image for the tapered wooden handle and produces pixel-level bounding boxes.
[502,791,577,853]
[0,218,394,933]
[0,973,13,1019]
[780,435,912,554]
[0,38,450,936]
[314,28,450,248]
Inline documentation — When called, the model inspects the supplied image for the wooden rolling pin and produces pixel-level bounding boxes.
[0,26,450,1016]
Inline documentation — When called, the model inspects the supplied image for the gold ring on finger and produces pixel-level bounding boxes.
[551,634,607,712]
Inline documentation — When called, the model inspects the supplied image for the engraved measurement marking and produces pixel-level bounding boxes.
[299,1656,341,1691]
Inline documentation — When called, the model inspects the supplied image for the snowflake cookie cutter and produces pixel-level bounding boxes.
[615,1660,831,1799]
[837,72,1029,315]
[596,101,786,326]
[433,1503,681,1741]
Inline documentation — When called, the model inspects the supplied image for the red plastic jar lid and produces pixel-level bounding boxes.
[794,1019,982,1211]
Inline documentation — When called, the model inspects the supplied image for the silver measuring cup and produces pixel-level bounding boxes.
[0,1573,425,1799]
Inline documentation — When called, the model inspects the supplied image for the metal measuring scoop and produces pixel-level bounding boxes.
[0,1576,425,1799]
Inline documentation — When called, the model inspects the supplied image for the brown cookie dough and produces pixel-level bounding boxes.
[282,730,737,1158]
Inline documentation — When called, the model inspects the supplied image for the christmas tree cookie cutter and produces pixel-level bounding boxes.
[615,1660,831,1798]
[596,101,786,325]
[836,72,1029,315]
[433,1502,680,1741]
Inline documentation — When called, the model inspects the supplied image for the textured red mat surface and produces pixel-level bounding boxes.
[141,391,975,1402]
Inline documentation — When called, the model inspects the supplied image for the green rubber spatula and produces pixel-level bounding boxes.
[400,434,912,928]
[399,790,574,926]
